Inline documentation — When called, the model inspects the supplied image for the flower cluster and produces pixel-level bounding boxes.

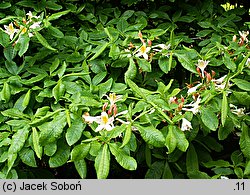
[3,11,42,42]
[123,31,171,60]
[82,93,127,132]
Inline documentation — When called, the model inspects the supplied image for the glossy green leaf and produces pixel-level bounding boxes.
[1,108,28,119]
[186,143,199,174]
[201,107,219,131]
[125,58,137,82]
[1,82,11,103]
[120,123,132,148]
[174,53,197,73]
[0,29,10,47]
[172,126,189,152]
[232,79,250,91]
[49,139,70,168]
[74,159,87,179]
[244,160,250,176]
[221,91,228,127]
[38,112,67,146]
[47,10,71,21]
[32,127,42,159]
[50,58,60,75]
[19,148,37,167]
[17,33,30,57]
[162,160,173,179]
[145,161,164,179]
[44,142,57,156]
[52,80,65,102]
[109,142,137,170]
[70,143,90,162]
[239,122,250,159]
[34,31,57,51]
[66,117,85,146]
[137,58,151,72]
[94,144,110,179]
[89,42,109,61]
[22,89,31,109]
[127,79,147,100]
[134,124,165,147]
[165,125,177,153]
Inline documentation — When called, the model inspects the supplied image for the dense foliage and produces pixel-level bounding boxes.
[0,0,250,179]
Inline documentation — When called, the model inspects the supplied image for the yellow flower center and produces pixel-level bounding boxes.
[101,113,109,124]
[109,93,116,102]
[140,44,146,53]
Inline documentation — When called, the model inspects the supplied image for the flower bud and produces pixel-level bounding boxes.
[232,35,237,42]
[102,102,108,111]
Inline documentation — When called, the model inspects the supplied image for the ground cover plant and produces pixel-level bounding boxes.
[0,0,250,179]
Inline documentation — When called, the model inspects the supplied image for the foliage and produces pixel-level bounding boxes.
[0,0,249,179]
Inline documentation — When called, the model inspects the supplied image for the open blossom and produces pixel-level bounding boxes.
[29,21,41,29]
[134,42,151,60]
[230,104,246,117]
[196,59,209,78]
[83,112,115,132]
[26,11,40,20]
[239,31,249,43]
[187,83,202,95]
[182,96,201,114]
[181,118,192,131]
[4,22,19,40]
[106,93,122,107]
[152,43,171,52]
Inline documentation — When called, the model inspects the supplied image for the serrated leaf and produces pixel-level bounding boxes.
[49,139,70,168]
[74,159,87,179]
[34,31,57,51]
[134,124,165,147]
[109,142,137,170]
[70,143,90,162]
[94,144,110,179]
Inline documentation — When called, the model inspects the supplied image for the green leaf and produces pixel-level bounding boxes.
[232,79,250,91]
[22,74,47,85]
[17,33,30,57]
[47,25,64,38]
[34,31,57,51]
[47,10,71,21]
[109,142,137,170]
[8,126,30,172]
[221,91,228,127]
[203,160,231,168]
[89,42,109,61]
[94,144,110,179]
[174,53,197,73]
[223,54,236,72]
[50,58,60,75]
[49,139,70,168]
[120,123,132,148]
[137,58,151,72]
[244,160,250,176]
[134,124,165,147]
[1,82,11,103]
[172,126,189,152]
[74,159,87,179]
[44,142,57,156]
[0,29,10,47]
[32,127,42,159]
[145,161,164,179]
[162,160,173,179]
[239,122,250,159]
[38,112,67,146]
[22,89,31,109]
[165,125,177,153]
[127,79,147,100]
[66,117,85,146]
[70,143,90,162]
[125,58,137,82]
[186,143,199,174]
[1,108,28,119]
[0,2,11,9]
[159,56,171,74]
[117,18,129,33]
[19,148,37,167]
[201,107,219,131]
[52,80,65,103]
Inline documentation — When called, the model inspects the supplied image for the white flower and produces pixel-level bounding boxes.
[187,83,202,95]
[182,96,201,115]
[152,43,171,52]
[134,42,151,60]
[29,21,41,29]
[83,112,115,132]
[26,11,40,20]
[246,58,250,68]
[196,59,209,78]
[220,176,229,179]
[239,31,249,43]
[181,118,192,131]
[230,104,246,117]
[212,75,232,91]
[106,93,122,107]
[4,22,19,40]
